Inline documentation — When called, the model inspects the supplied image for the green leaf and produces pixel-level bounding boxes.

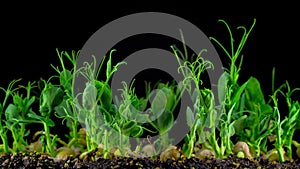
[133,111,149,124]
[99,106,112,124]
[151,90,167,120]
[288,107,299,124]
[244,77,265,108]
[207,109,219,129]
[245,129,251,137]
[291,103,300,129]
[228,122,236,137]
[261,104,273,115]
[45,118,55,127]
[257,128,273,142]
[245,115,256,128]
[195,118,202,130]
[82,82,97,111]
[77,109,87,124]
[238,94,246,112]
[130,95,141,110]
[160,87,176,112]
[156,110,174,134]
[131,96,147,112]
[60,70,72,90]
[27,112,45,122]
[186,106,195,128]
[218,72,229,104]
[40,85,64,115]
[106,54,112,80]
[51,88,64,108]
[191,89,199,103]
[5,104,20,121]
[95,80,112,110]
[260,116,272,133]
[138,97,148,111]
[54,100,69,117]
[233,115,247,133]
[220,121,235,137]
[231,79,249,107]
[24,96,35,113]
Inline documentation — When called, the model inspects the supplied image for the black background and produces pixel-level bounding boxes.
[1,2,299,140]
[1,3,299,97]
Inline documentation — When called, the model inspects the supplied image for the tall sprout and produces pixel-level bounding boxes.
[76,50,126,158]
[171,30,214,158]
[0,79,21,153]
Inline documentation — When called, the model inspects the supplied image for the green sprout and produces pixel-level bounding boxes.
[236,77,274,157]
[4,81,36,153]
[208,18,272,158]
[270,81,300,162]
[112,80,153,157]
[209,19,256,93]
[31,80,64,156]
[171,29,214,158]
[77,49,126,158]
[174,18,262,159]
[51,49,83,149]
[0,79,22,153]
[148,82,180,151]
[210,18,257,113]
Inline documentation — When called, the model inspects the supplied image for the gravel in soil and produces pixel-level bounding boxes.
[1,152,300,169]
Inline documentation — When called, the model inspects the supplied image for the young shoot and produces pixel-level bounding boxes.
[0,79,22,153]
[234,77,274,158]
[209,19,256,91]
[171,31,215,158]
[209,19,272,158]
[33,80,64,156]
[51,49,83,148]
[4,81,36,153]
[76,49,126,158]
[270,81,300,162]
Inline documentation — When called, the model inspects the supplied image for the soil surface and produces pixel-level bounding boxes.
[1,152,300,169]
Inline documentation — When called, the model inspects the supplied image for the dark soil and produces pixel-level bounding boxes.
[1,152,300,169]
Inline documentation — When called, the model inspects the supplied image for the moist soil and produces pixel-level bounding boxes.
[1,152,299,169]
